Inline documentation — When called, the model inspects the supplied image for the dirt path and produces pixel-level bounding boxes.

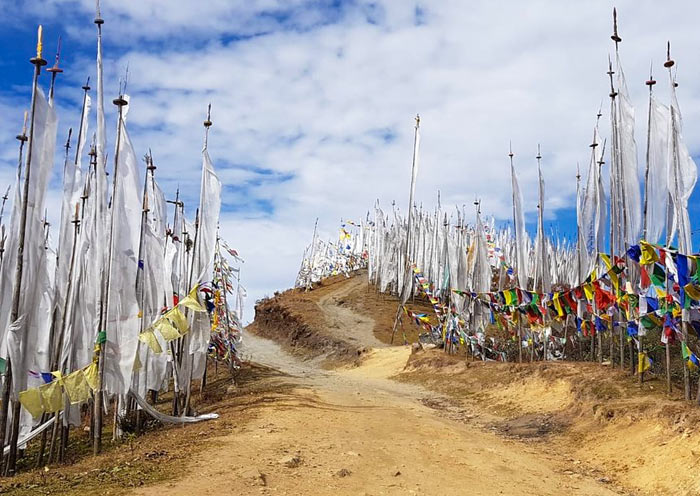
[317,275,386,349]
[133,292,622,496]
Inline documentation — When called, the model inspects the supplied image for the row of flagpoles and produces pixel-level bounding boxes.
[0,5,245,475]
[296,9,700,400]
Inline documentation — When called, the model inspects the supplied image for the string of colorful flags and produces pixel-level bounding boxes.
[401,240,700,367]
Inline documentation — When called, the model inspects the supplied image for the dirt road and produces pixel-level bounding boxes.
[133,290,621,496]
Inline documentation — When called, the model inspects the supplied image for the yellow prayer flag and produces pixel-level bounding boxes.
[39,381,63,413]
[639,241,659,265]
[583,283,594,302]
[600,253,612,269]
[155,318,180,341]
[83,362,99,391]
[179,295,206,313]
[166,306,190,335]
[684,284,700,302]
[51,370,64,386]
[19,388,44,418]
[63,370,91,404]
[609,271,619,292]
[638,352,651,373]
[138,329,163,354]
[503,291,512,306]
[553,293,564,317]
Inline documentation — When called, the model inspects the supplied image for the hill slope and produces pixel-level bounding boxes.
[250,271,700,496]
[12,271,700,495]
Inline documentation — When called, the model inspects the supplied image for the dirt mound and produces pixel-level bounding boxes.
[250,295,361,361]
[249,270,435,360]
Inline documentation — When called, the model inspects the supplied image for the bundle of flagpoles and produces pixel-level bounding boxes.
[295,217,370,290]
[0,3,245,475]
[297,8,700,399]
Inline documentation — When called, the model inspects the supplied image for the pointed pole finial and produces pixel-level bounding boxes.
[47,36,63,74]
[65,128,72,150]
[31,25,47,67]
[123,63,129,94]
[508,140,514,159]
[47,36,64,101]
[598,138,607,167]
[576,162,581,181]
[82,76,91,92]
[645,60,656,88]
[607,55,617,98]
[95,0,104,24]
[37,25,43,59]
[203,104,213,148]
[611,7,622,44]
[113,67,128,107]
[664,41,675,68]
[204,103,213,128]
[147,148,156,173]
[16,111,29,142]
[415,113,420,127]
[536,143,542,161]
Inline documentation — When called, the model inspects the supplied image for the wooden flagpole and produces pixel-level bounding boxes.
[508,144,523,364]
[0,113,28,472]
[664,43,691,399]
[596,138,606,363]
[605,54,619,369]
[639,65,656,385]
[183,106,213,415]
[662,42,676,396]
[44,128,73,466]
[4,25,47,476]
[391,115,420,345]
[94,85,129,453]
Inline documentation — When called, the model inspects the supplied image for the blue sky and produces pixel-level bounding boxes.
[1,1,700,321]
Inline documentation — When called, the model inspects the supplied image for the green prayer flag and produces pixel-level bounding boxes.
[650,263,666,287]
[640,315,655,329]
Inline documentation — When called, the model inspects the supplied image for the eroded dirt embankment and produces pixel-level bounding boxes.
[249,270,433,361]
[250,292,361,361]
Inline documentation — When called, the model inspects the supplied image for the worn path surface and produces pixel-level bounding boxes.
[134,287,621,496]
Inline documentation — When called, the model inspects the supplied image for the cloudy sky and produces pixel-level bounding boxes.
[1,1,699,321]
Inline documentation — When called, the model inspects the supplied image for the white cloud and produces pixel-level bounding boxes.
[2,1,700,321]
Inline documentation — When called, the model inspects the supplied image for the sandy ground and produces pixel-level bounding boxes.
[134,296,621,495]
